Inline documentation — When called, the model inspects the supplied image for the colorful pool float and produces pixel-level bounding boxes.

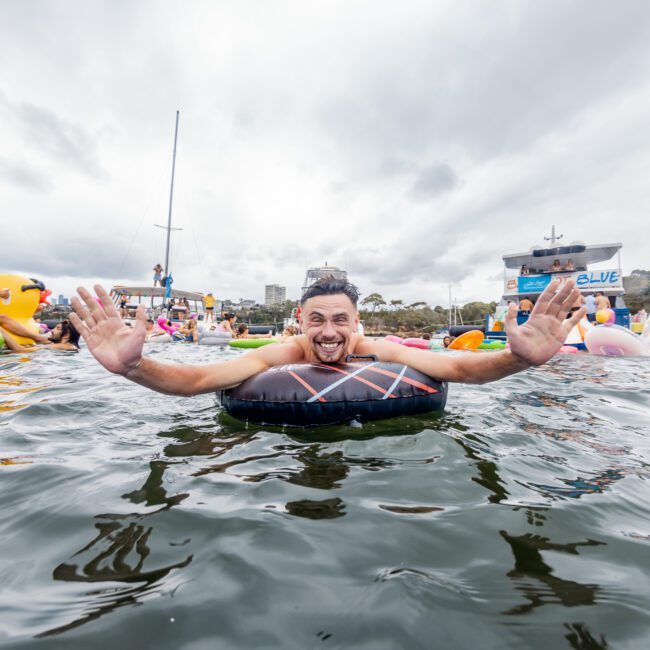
[448,330,485,351]
[228,338,279,349]
[0,274,44,344]
[218,361,447,426]
[584,324,649,357]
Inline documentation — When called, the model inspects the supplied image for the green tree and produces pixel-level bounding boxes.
[361,293,386,326]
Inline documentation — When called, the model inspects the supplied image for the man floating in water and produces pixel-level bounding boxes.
[70,276,586,395]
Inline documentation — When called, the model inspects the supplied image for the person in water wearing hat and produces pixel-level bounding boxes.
[70,275,587,396]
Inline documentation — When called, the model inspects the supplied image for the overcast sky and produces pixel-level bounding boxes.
[2,0,649,306]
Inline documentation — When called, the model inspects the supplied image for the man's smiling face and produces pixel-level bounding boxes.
[301,294,359,363]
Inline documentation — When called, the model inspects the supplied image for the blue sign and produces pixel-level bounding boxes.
[518,275,552,293]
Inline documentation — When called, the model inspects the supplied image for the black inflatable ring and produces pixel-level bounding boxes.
[217,359,447,427]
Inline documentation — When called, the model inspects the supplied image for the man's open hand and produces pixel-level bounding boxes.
[70,285,146,375]
[506,278,586,366]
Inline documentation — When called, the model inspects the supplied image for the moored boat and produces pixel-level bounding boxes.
[486,228,629,339]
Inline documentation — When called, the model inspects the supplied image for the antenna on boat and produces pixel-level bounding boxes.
[154,110,183,280]
[544,225,563,244]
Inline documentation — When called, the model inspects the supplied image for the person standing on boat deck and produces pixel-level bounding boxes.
[203,292,216,323]
[519,297,534,313]
[70,275,587,396]
[551,259,562,272]
[565,259,575,271]
[118,294,128,318]
[153,264,163,287]
[595,292,610,311]
[519,265,529,276]
[585,293,597,322]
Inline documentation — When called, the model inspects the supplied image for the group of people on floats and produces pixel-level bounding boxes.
[142,307,300,344]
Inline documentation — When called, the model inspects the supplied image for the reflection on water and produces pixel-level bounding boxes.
[1,348,649,647]
[123,460,189,508]
[528,469,626,500]
[42,513,192,637]
[500,531,605,615]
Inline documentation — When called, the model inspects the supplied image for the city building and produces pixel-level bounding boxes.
[265,284,286,306]
[57,294,69,306]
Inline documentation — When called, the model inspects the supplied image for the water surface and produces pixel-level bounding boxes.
[1,345,649,649]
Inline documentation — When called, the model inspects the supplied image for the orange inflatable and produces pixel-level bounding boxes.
[449,330,485,351]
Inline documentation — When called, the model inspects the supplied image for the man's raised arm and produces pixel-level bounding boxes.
[70,285,303,396]
[358,278,586,384]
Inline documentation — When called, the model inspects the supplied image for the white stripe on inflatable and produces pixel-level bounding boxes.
[307,362,378,403]
[382,364,408,400]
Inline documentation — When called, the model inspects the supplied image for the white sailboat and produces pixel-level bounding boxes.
[109,111,204,322]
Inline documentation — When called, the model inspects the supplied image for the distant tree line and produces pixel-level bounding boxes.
[39,270,650,329]
[358,292,497,334]
[623,270,650,312]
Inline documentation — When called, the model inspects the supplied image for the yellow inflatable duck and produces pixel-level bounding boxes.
[0,274,44,344]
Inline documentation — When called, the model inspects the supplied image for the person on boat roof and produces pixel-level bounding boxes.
[70,275,587,396]
[153,264,163,288]
[203,292,216,323]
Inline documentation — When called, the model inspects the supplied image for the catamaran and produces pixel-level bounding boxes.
[486,227,629,337]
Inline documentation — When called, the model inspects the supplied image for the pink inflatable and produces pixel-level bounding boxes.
[157,317,180,335]
[402,337,431,350]
[384,335,404,344]
[584,324,648,357]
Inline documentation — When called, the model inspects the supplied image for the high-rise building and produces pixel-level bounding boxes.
[265,284,286,306]
[57,294,69,306]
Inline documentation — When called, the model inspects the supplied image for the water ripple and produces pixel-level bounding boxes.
[1,346,649,647]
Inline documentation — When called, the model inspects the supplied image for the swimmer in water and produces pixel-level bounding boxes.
[0,319,79,352]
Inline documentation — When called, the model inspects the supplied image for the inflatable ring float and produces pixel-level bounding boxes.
[229,338,279,349]
[199,330,232,346]
[584,324,648,357]
[478,339,506,350]
[449,330,485,351]
[218,359,447,426]
[402,337,430,350]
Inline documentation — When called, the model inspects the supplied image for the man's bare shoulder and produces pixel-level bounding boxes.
[353,335,404,361]
[249,336,307,365]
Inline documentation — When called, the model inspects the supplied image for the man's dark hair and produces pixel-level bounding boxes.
[237,323,248,335]
[301,275,360,307]
[54,320,81,348]
[64,321,80,348]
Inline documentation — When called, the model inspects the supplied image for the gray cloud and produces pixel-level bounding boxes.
[410,162,459,200]
[0,156,51,192]
[17,102,106,179]
[0,1,648,305]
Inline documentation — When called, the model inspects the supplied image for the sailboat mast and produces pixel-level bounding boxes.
[164,110,180,278]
